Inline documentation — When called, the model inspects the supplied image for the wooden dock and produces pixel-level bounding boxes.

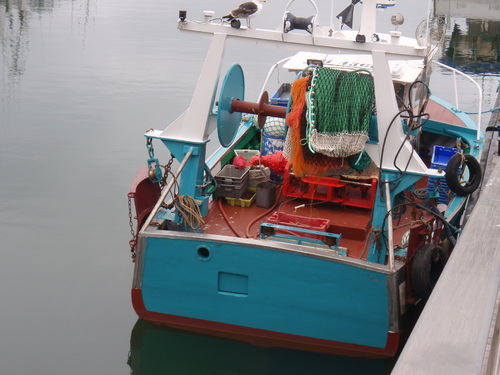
[392,94,500,374]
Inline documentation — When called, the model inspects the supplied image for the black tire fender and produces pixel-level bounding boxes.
[411,244,447,299]
[445,153,482,196]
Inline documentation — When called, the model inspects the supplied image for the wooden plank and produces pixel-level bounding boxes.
[392,161,500,374]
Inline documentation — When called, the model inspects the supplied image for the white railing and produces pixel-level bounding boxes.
[257,57,294,102]
[432,60,483,141]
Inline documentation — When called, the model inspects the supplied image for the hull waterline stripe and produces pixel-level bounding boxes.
[132,288,399,358]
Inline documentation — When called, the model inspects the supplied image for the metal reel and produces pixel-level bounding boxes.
[217,63,245,147]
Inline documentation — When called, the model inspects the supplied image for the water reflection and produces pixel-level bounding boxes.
[0,0,35,79]
[127,319,395,375]
[434,0,500,72]
[0,0,91,82]
[435,0,500,21]
[442,20,500,72]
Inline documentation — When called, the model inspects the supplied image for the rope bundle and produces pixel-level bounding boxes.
[175,195,205,231]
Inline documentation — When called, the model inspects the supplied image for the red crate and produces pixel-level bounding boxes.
[283,164,346,202]
[283,164,377,209]
[266,212,330,239]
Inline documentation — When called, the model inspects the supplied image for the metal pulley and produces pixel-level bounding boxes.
[147,158,163,183]
[217,63,287,147]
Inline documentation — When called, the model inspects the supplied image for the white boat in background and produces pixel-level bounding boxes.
[375,0,397,9]
[361,0,397,9]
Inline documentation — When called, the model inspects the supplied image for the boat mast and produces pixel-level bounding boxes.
[359,0,377,41]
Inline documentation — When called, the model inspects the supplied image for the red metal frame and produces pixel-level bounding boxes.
[283,165,377,209]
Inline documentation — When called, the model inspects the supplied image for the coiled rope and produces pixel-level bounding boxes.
[174,195,205,231]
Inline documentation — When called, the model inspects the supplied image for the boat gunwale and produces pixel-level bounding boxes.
[136,227,402,275]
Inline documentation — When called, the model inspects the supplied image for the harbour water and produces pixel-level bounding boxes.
[1,0,498,374]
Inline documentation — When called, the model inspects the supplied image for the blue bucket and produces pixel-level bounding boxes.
[262,133,285,155]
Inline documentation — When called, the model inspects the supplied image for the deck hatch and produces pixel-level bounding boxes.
[218,272,248,296]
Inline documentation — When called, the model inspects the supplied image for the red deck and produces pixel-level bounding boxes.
[204,189,374,259]
[204,177,431,261]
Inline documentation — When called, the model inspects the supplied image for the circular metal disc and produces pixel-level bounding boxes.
[217,63,245,147]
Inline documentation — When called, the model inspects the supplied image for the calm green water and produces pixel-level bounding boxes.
[0,0,498,374]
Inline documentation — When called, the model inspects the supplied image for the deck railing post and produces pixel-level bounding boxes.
[384,180,395,272]
[453,71,459,110]
[433,61,483,141]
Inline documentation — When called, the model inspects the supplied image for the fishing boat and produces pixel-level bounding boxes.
[128,0,484,358]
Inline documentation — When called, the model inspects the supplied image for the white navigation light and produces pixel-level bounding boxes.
[391,13,404,29]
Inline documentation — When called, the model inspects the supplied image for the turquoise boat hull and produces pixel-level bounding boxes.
[132,235,403,357]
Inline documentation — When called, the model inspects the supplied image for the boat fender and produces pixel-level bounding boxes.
[411,243,447,299]
[445,153,482,196]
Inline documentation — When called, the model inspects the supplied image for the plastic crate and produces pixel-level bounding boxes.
[225,192,256,207]
[426,146,458,204]
[431,146,457,169]
[283,168,346,203]
[215,165,249,198]
[427,177,454,204]
[266,212,330,239]
[270,83,291,106]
